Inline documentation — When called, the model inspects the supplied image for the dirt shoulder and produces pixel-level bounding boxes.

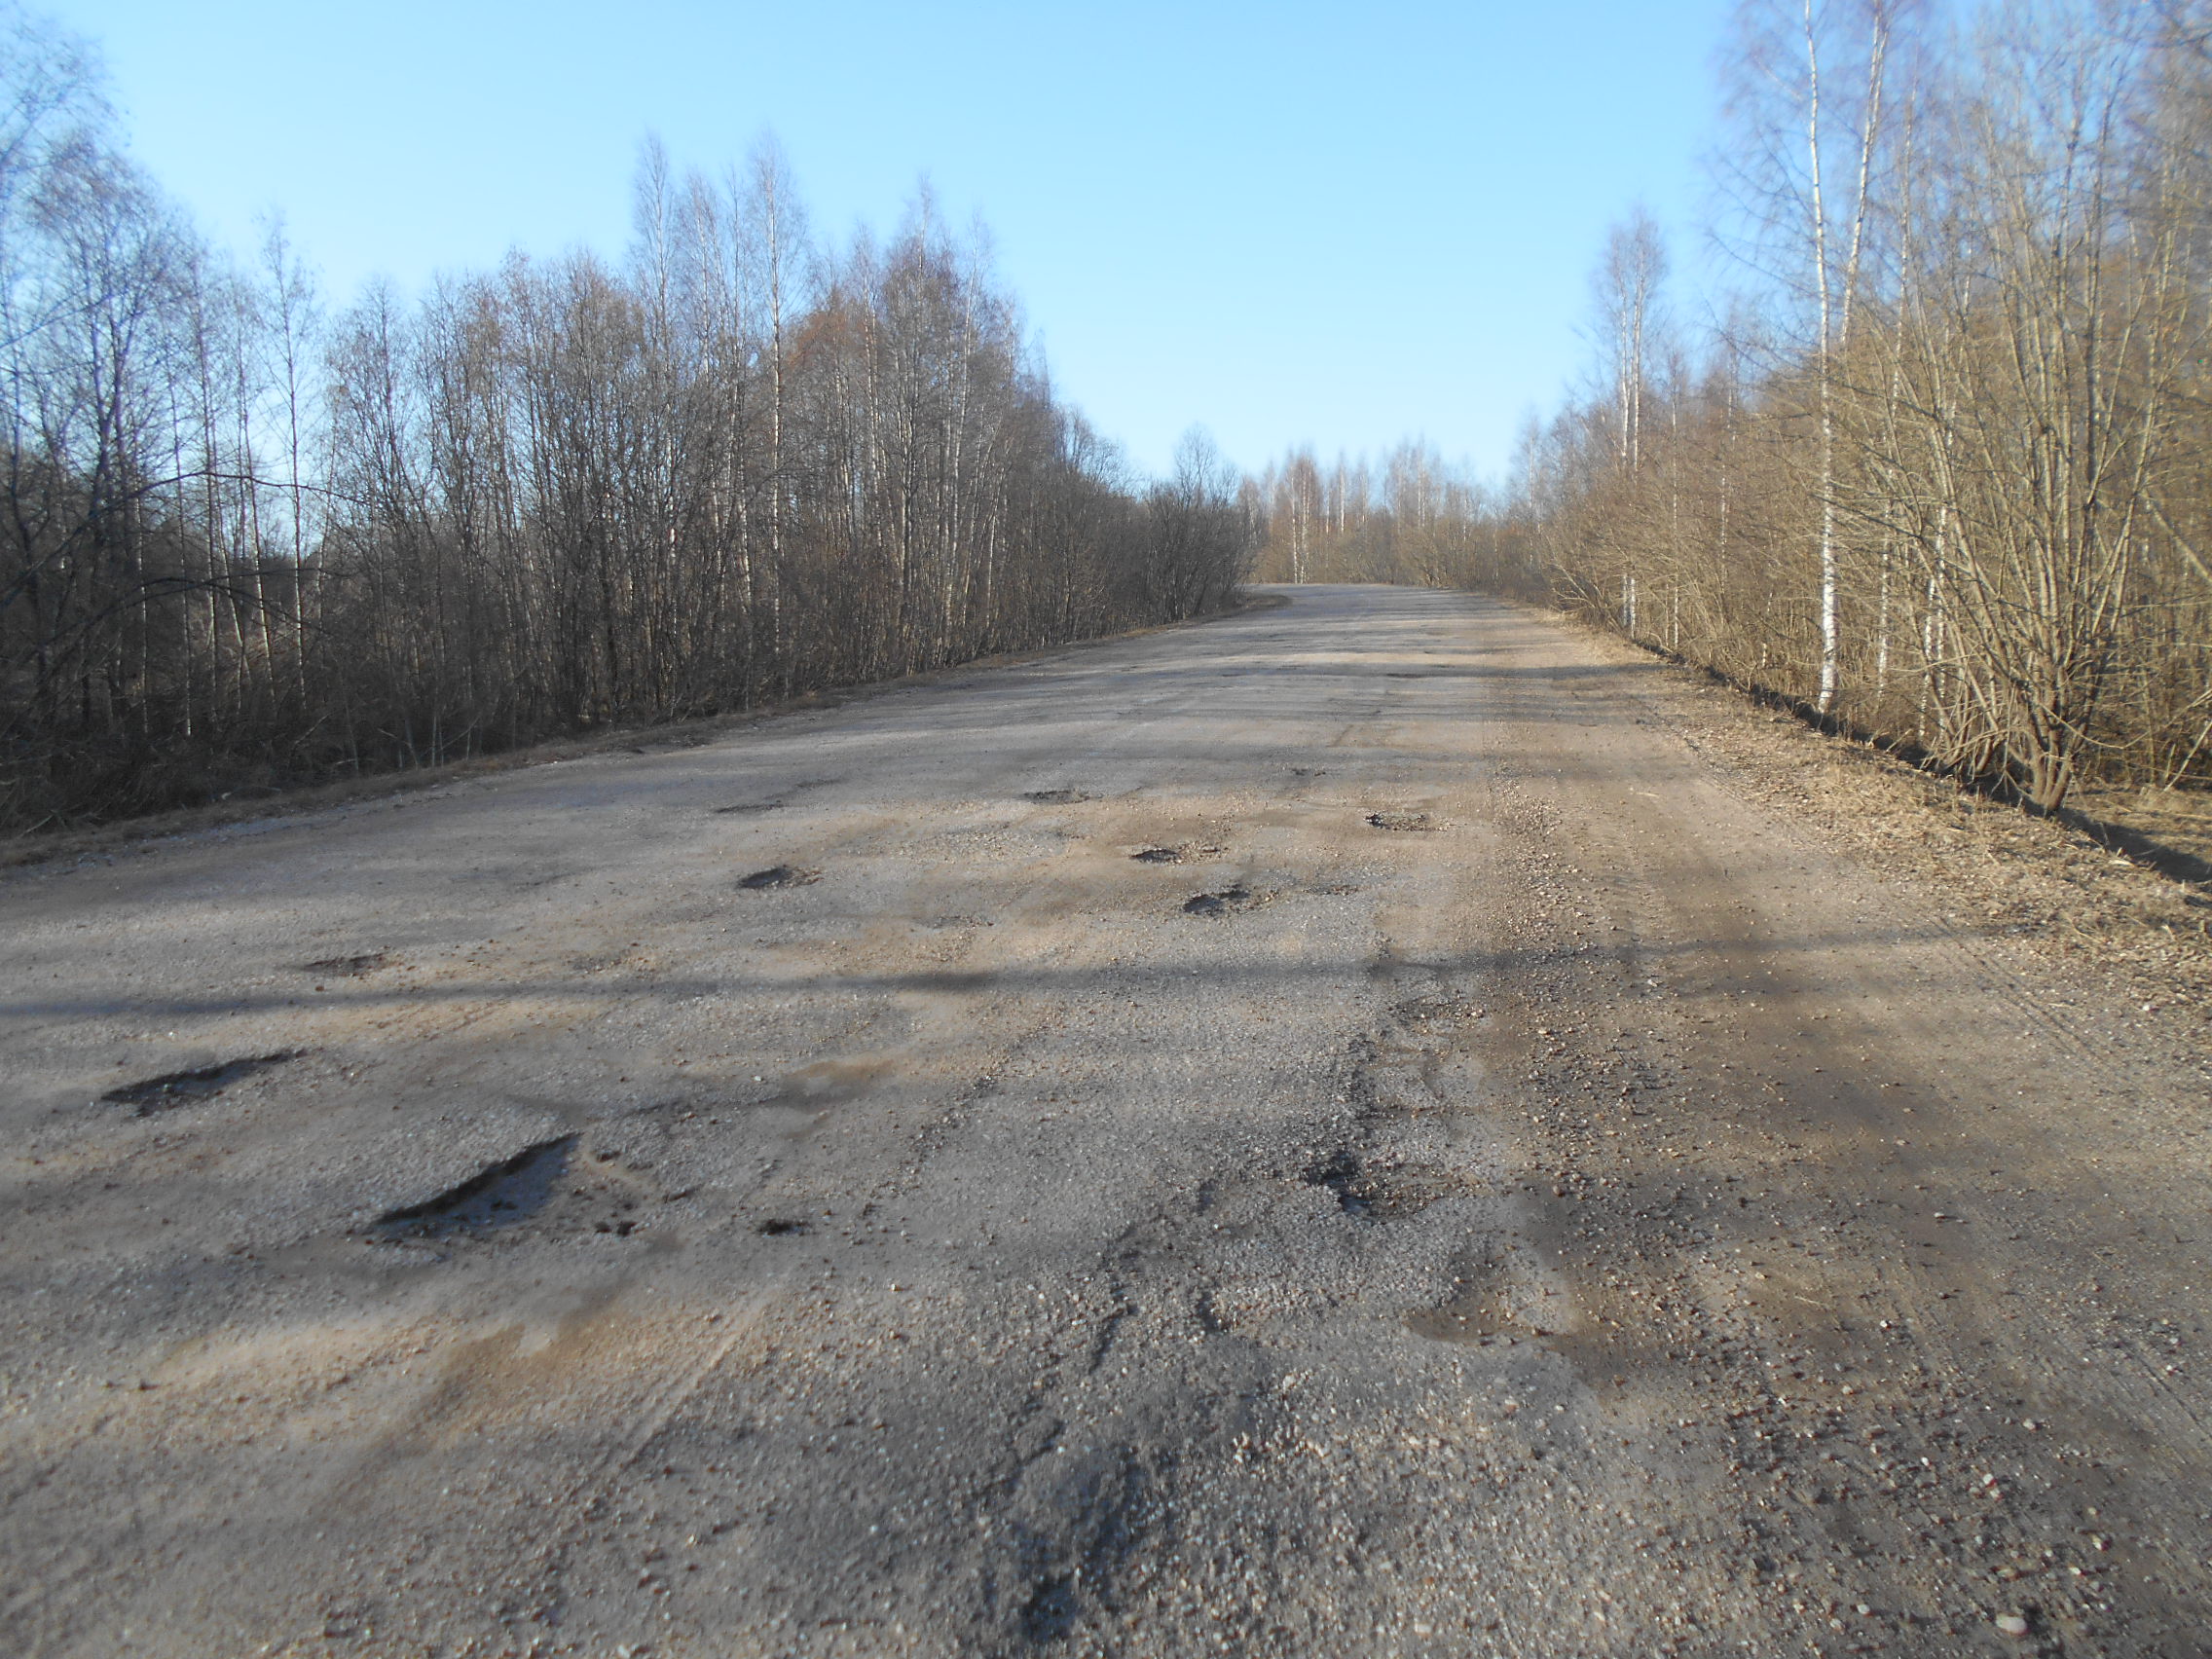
[1545,608,2212,1067]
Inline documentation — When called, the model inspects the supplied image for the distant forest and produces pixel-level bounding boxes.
[0,13,1254,830]
[1252,0,2212,814]
[13,3,2212,834]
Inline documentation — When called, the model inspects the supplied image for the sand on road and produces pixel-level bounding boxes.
[3,584,2207,1658]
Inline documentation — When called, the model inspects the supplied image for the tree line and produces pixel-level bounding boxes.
[1248,440,1497,590]
[0,13,1253,831]
[1251,0,2212,816]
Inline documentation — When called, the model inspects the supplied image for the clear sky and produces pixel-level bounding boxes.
[53,0,1734,481]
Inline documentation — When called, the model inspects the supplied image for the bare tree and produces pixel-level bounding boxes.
[1721,0,1906,711]
[0,58,1236,830]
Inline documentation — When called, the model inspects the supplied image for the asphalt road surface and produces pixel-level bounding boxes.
[4,585,2207,1658]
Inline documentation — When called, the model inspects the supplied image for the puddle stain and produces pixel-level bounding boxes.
[738,865,821,890]
[102,1051,302,1115]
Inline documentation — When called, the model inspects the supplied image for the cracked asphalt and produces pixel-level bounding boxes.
[3,584,2208,1657]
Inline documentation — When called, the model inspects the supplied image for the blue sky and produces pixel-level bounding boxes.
[55,0,1735,480]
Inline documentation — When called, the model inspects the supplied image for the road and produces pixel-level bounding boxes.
[3,584,2207,1658]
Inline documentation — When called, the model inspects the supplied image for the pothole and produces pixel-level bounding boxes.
[1183,886,1272,917]
[1392,995,1483,1026]
[752,1058,891,1111]
[102,1052,301,1115]
[1367,811,1439,832]
[1020,1576,1079,1643]
[1301,1150,1458,1219]
[1407,1271,1570,1345]
[738,865,821,890]
[1022,788,1095,804]
[570,948,644,975]
[373,1136,578,1237]
[302,952,388,977]
[1132,843,1223,865]
[756,1217,811,1236]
